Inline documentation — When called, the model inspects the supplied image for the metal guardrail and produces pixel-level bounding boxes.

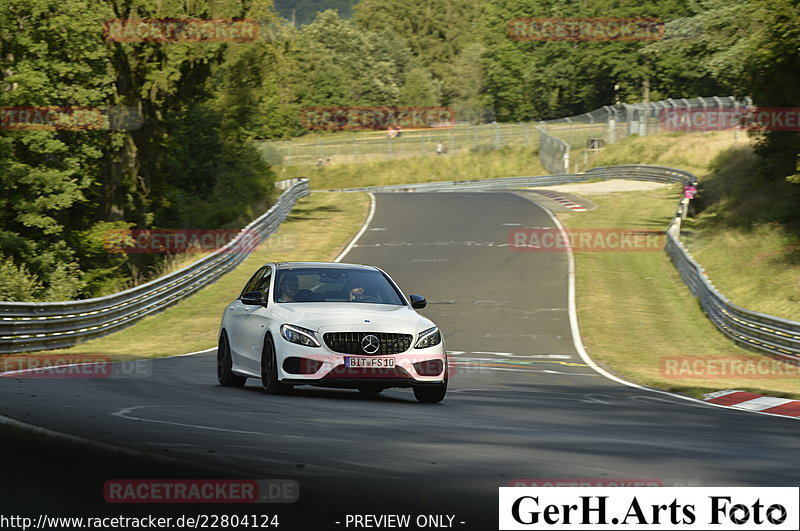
[0,179,310,354]
[538,126,571,174]
[327,174,588,193]
[331,165,800,361]
[664,216,800,361]
[326,164,693,193]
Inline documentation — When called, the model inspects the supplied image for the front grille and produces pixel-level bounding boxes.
[323,332,412,355]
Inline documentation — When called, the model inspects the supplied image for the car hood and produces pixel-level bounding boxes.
[270,303,434,333]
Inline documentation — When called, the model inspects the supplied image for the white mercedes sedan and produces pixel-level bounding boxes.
[217,262,447,403]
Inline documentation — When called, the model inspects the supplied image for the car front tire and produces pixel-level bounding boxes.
[261,334,293,395]
[217,331,247,387]
[413,376,447,403]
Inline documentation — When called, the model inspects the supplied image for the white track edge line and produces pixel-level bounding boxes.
[334,192,376,263]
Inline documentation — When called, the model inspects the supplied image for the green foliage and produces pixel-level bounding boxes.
[0,0,113,300]
[0,0,282,301]
[74,220,134,297]
[0,255,41,302]
[480,0,711,120]
[398,68,442,106]
[293,10,413,107]
[646,0,800,181]
[354,0,485,109]
[155,104,274,229]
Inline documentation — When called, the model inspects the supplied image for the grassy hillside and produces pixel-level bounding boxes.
[562,130,800,398]
[590,130,800,321]
[276,145,544,190]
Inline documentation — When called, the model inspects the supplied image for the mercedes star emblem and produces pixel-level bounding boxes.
[361,334,380,354]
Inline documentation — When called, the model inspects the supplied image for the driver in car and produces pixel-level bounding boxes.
[278,276,299,302]
[349,286,365,301]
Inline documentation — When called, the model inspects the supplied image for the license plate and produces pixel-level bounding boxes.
[345,357,395,369]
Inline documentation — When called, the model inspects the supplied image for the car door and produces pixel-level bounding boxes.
[226,265,273,374]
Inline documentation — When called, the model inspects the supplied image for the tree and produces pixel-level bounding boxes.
[480,0,702,120]
[0,0,113,300]
[398,67,442,106]
[650,0,800,181]
[0,0,284,300]
[295,10,411,107]
[354,0,485,107]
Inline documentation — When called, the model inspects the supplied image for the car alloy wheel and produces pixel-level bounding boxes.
[217,331,246,387]
[261,334,292,395]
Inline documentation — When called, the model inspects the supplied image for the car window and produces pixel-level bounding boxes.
[274,268,404,305]
[240,266,270,298]
[254,268,272,294]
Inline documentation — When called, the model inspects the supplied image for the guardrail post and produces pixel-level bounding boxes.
[712,96,724,131]
[638,103,648,136]
[681,98,691,132]
[605,106,616,144]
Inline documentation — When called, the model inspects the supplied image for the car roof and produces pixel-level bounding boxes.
[274,262,377,271]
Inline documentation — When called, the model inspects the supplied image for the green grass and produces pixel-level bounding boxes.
[46,192,370,359]
[589,130,743,175]
[561,130,800,398]
[274,145,545,190]
[682,147,800,321]
[258,123,542,166]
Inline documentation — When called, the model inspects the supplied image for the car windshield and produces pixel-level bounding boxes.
[274,267,405,305]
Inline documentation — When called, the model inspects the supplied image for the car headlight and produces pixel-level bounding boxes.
[280,324,320,348]
[414,326,441,349]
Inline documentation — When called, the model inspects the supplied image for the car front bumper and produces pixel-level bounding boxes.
[276,337,447,387]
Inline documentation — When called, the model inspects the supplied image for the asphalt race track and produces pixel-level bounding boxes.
[1,191,798,529]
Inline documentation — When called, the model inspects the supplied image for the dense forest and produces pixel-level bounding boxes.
[1,0,797,301]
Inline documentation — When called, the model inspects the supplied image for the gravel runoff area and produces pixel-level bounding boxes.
[533,179,671,194]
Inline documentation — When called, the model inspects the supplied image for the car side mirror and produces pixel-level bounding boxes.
[409,294,427,309]
[241,291,267,306]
